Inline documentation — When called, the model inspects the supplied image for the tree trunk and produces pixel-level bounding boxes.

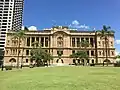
[17,38,20,69]
[84,47,87,66]
[105,37,108,66]
[21,48,24,69]
[95,32,98,64]
[49,35,51,65]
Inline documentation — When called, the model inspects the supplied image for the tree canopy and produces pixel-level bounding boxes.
[30,43,53,66]
[70,51,88,60]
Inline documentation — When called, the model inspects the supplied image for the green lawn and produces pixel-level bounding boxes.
[0,66,120,90]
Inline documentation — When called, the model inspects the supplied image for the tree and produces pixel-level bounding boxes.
[0,50,4,71]
[70,51,88,65]
[13,30,25,68]
[80,40,90,65]
[116,55,120,59]
[0,50,4,66]
[77,51,88,65]
[80,40,89,48]
[43,52,53,65]
[97,25,114,66]
[30,42,53,66]
[70,53,78,64]
[24,26,29,31]
[30,47,44,66]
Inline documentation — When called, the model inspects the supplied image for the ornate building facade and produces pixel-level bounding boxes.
[4,26,116,66]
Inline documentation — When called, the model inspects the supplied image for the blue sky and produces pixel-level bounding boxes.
[23,0,120,54]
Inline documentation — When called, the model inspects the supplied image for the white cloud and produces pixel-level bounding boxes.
[28,26,37,31]
[72,20,80,25]
[115,40,120,44]
[69,20,90,29]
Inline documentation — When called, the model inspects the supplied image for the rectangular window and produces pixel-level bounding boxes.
[81,38,84,47]
[57,51,63,55]
[72,50,75,54]
[27,37,30,46]
[45,37,48,47]
[111,42,113,47]
[41,37,44,47]
[0,42,5,44]
[102,41,104,47]
[103,50,105,56]
[13,49,15,55]
[91,51,94,56]
[72,38,75,47]
[26,59,28,63]
[86,38,89,47]
[111,51,114,56]
[90,38,94,47]
[26,50,29,55]
[45,50,48,52]
[36,37,39,42]
[31,37,35,46]
[77,38,80,47]
[98,41,101,46]
[2,23,7,25]
[99,51,101,56]
[87,51,89,56]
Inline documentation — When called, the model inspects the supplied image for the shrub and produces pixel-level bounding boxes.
[22,65,29,67]
[90,64,95,66]
[29,64,34,68]
[114,63,120,67]
[5,66,12,70]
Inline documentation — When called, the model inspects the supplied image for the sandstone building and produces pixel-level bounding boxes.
[4,26,115,66]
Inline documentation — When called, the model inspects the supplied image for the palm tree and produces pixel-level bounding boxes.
[13,30,25,68]
[32,41,40,48]
[24,26,29,31]
[97,25,114,66]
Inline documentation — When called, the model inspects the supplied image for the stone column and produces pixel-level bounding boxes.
[44,37,45,47]
[25,37,27,47]
[39,37,41,46]
[35,37,36,42]
[70,37,71,47]
[89,38,90,47]
[79,37,81,48]
[75,37,77,47]
[30,37,32,47]
[50,36,52,47]
[89,50,91,57]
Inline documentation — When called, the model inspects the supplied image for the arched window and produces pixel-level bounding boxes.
[57,37,63,47]
[9,58,16,62]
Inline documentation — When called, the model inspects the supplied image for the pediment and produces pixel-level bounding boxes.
[52,31,69,37]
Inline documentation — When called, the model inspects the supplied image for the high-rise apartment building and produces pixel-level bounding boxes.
[0,0,24,50]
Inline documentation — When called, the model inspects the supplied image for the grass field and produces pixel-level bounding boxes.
[0,66,120,90]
